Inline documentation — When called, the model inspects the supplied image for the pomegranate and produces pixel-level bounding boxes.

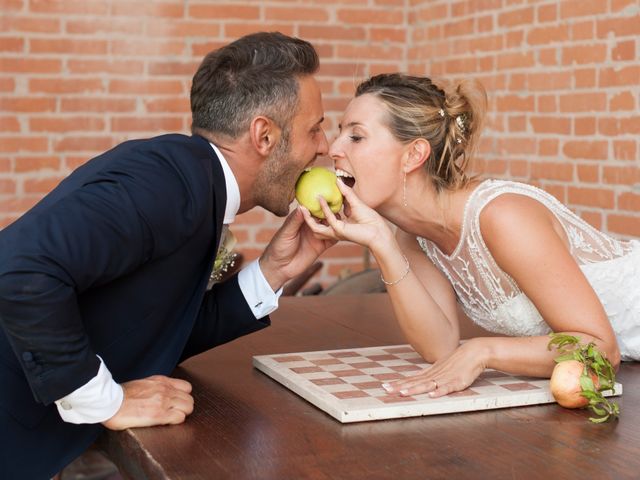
[549,359,598,409]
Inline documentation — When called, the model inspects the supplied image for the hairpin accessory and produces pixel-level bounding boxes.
[455,114,467,134]
[438,108,445,117]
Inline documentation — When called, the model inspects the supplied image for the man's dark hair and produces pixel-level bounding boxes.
[190,31,319,138]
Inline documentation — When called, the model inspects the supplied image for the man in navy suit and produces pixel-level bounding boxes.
[0,32,335,479]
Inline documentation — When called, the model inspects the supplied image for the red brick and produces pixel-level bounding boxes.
[0,37,24,52]
[537,3,557,22]
[29,0,109,15]
[527,25,569,45]
[68,59,145,75]
[498,6,534,27]
[538,139,559,156]
[562,44,607,65]
[30,38,108,55]
[0,58,62,74]
[144,98,190,114]
[603,166,640,185]
[109,79,184,95]
[0,136,48,153]
[336,44,403,60]
[599,66,640,88]
[146,20,221,38]
[580,211,602,230]
[1,15,60,32]
[370,27,407,43]
[598,117,640,136]
[497,51,535,70]
[110,39,186,56]
[444,18,475,37]
[299,25,367,41]
[66,18,141,35]
[528,71,572,90]
[15,156,61,173]
[0,78,15,92]
[574,117,596,135]
[148,61,199,76]
[188,4,259,19]
[530,117,571,135]
[612,40,635,61]
[597,15,640,38]
[560,0,607,19]
[337,8,404,25]
[607,214,640,237]
[0,116,20,132]
[568,186,614,209]
[618,192,640,212]
[0,179,17,194]
[559,93,606,113]
[530,162,573,181]
[224,23,295,39]
[574,68,596,88]
[111,117,183,133]
[563,141,608,160]
[30,116,105,132]
[571,21,595,41]
[497,95,535,112]
[111,1,184,17]
[30,78,104,94]
[0,97,56,112]
[61,98,136,113]
[610,91,636,112]
[54,136,115,152]
[577,164,600,183]
[265,7,329,22]
[612,141,637,162]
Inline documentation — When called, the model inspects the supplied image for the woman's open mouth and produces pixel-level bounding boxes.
[336,168,355,188]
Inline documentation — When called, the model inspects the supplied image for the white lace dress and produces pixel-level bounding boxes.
[417,179,640,361]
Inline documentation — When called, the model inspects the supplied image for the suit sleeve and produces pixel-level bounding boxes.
[179,273,271,362]
[0,149,209,405]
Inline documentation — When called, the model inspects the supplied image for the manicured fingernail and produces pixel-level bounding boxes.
[382,383,392,392]
[399,389,409,395]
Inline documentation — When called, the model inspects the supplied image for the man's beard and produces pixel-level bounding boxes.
[253,132,300,217]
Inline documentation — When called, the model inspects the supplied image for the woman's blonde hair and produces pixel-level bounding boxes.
[355,73,487,191]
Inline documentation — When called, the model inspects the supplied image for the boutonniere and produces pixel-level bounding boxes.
[209,228,239,286]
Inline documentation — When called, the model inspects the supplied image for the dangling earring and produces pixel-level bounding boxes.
[403,170,408,207]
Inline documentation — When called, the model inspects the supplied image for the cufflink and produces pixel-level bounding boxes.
[59,400,72,410]
[254,301,263,308]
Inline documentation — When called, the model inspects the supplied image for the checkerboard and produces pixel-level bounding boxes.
[253,344,622,423]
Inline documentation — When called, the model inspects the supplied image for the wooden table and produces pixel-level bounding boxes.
[99,294,640,479]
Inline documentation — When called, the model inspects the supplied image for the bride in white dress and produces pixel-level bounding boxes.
[301,73,640,398]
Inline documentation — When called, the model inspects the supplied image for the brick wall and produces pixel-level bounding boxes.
[1,0,638,289]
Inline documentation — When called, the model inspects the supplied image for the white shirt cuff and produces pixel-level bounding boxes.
[237,259,282,319]
[54,355,124,424]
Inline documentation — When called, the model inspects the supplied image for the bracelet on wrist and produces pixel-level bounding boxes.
[380,255,410,286]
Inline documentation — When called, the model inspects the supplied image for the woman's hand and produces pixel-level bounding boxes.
[382,339,489,398]
[300,180,392,250]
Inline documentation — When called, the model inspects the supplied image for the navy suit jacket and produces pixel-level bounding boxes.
[0,134,269,479]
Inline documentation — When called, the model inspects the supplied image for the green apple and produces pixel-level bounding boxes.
[295,167,343,219]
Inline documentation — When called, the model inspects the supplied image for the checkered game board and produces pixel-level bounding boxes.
[253,344,622,423]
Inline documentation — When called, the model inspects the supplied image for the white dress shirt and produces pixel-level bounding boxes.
[55,142,282,424]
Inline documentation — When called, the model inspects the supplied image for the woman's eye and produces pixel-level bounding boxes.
[349,135,363,143]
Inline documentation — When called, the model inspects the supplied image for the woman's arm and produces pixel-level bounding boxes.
[479,193,620,371]
[384,193,620,398]
[301,181,461,361]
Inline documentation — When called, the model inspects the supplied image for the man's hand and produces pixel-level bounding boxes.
[260,207,336,291]
[102,375,194,430]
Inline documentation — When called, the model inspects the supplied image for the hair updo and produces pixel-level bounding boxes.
[355,73,487,191]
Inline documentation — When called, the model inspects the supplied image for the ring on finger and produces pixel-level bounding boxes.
[431,379,438,390]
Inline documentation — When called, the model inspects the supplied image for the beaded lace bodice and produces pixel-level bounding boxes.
[417,179,638,340]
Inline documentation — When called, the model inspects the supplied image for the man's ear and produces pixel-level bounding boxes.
[405,138,431,173]
[250,116,281,156]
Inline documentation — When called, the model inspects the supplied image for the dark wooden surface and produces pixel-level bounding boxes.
[100,294,640,480]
